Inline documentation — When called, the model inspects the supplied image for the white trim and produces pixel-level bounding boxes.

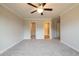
[24,18,52,20]
[61,40,79,52]
[24,39,52,40]
[0,39,23,54]
[24,38,31,40]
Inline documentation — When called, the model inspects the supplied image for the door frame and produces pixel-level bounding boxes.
[31,22,36,40]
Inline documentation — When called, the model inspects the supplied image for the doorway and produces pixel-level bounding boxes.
[31,22,36,40]
[56,19,60,39]
[44,22,50,40]
[52,16,60,39]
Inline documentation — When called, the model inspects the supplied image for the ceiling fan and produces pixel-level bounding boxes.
[27,3,53,15]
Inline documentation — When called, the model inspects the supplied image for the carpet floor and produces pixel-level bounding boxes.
[0,39,79,56]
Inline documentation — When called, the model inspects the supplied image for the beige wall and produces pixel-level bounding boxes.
[60,4,79,52]
[0,5,24,54]
[24,20,30,39]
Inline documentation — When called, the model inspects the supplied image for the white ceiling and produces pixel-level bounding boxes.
[0,3,77,20]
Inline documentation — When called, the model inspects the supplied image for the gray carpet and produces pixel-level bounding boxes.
[0,39,79,56]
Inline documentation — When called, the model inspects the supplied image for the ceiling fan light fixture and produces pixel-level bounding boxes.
[37,5,43,13]
[37,8,43,13]
[27,3,53,15]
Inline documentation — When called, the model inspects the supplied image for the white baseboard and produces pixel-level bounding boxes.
[24,39,31,40]
[24,39,44,40]
[61,40,79,52]
[0,39,23,54]
[24,39,52,40]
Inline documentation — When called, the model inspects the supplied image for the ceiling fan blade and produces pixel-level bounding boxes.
[31,10,37,14]
[41,13,43,15]
[44,8,53,11]
[42,3,46,7]
[27,3,37,8]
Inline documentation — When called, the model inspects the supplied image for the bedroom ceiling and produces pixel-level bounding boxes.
[0,3,77,19]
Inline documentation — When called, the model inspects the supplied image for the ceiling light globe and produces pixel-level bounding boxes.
[37,8,43,13]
